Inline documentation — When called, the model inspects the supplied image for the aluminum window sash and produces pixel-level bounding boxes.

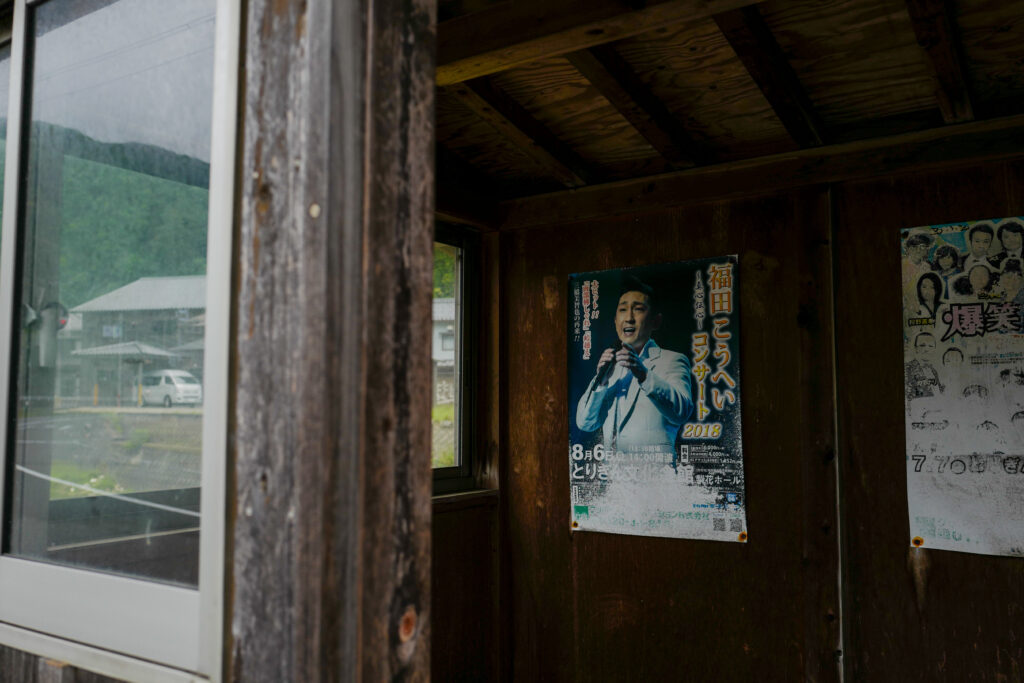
[197,0,241,675]
[0,556,201,670]
[0,622,204,683]
[0,0,28,564]
[0,0,241,676]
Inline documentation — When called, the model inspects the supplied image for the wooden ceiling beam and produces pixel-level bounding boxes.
[567,45,708,167]
[437,0,764,86]
[904,0,974,123]
[445,79,598,188]
[498,113,1024,230]
[714,5,824,147]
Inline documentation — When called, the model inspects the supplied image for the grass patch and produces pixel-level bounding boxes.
[432,403,455,422]
[119,428,152,454]
[432,448,455,468]
[431,402,456,468]
[49,462,122,499]
[106,412,124,435]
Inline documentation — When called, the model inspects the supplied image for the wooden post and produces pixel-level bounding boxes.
[230,0,435,680]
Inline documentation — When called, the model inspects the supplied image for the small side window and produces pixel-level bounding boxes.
[432,224,477,493]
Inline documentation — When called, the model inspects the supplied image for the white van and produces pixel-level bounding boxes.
[141,369,203,407]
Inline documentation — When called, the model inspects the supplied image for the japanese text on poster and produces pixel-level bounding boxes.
[568,256,746,542]
[902,217,1024,557]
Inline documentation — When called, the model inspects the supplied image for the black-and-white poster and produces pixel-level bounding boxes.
[902,217,1024,557]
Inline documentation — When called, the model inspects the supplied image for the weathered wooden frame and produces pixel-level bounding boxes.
[229,0,435,679]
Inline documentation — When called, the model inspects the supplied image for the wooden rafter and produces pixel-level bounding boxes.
[436,0,764,85]
[567,45,708,167]
[904,0,974,123]
[714,5,824,147]
[445,79,598,188]
[499,114,1024,230]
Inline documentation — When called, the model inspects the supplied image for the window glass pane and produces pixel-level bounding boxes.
[5,0,216,587]
[432,242,460,468]
[0,41,12,233]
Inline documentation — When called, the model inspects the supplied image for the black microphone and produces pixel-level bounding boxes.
[594,340,623,386]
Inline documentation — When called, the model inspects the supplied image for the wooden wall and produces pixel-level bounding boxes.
[492,159,1024,681]
[500,187,841,682]
[0,645,112,682]
[432,496,501,681]
[835,162,1024,681]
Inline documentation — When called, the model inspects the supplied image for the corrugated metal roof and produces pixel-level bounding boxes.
[72,275,206,313]
[72,340,178,358]
[172,338,204,352]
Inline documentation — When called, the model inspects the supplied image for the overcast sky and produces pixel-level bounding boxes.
[27,0,216,162]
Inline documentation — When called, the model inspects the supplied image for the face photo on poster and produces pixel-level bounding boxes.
[901,216,1024,557]
[568,256,746,542]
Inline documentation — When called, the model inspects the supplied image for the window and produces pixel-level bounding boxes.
[0,0,239,677]
[433,224,477,493]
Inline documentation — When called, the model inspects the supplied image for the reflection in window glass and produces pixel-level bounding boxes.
[6,0,216,587]
[0,42,12,236]
[432,242,460,468]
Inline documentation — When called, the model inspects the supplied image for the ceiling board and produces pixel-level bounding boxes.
[434,0,1024,204]
[488,57,674,177]
[436,89,566,196]
[759,0,939,125]
[615,17,798,159]
[955,0,1024,110]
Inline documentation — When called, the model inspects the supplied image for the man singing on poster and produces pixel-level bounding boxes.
[575,277,693,453]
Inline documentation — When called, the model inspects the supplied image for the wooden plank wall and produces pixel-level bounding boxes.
[0,645,112,682]
[834,161,1024,681]
[501,188,842,682]
[432,498,501,681]
[495,159,1024,681]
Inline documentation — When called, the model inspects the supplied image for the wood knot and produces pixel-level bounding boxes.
[398,606,417,643]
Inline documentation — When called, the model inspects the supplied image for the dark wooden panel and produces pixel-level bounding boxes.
[432,499,500,682]
[230,0,434,680]
[905,0,974,122]
[615,16,796,162]
[438,0,502,23]
[834,162,1024,681]
[714,4,825,146]
[956,0,1024,112]
[0,646,42,682]
[489,58,672,179]
[445,78,597,187]
[567,46,706,166]
[435,0,763,85]
[499,113,1024,230]
[437,88,568,198]
[759,0,938,126]
[0,646,124,682]
[503,189,840,681]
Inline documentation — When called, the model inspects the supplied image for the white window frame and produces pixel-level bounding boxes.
[0,0,239,678]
